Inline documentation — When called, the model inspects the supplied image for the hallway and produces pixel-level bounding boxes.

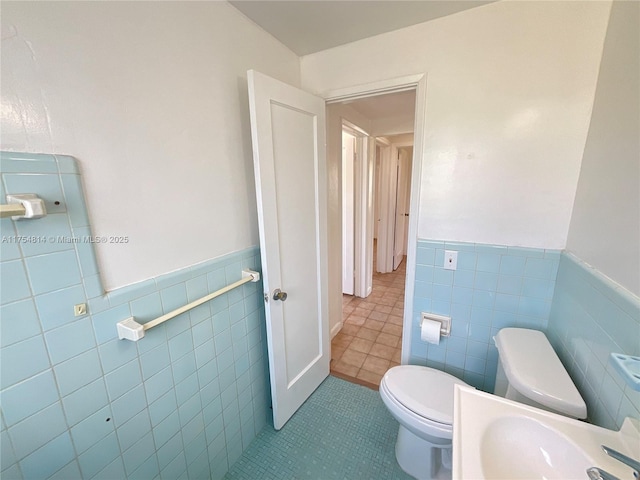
[330,257,406,388]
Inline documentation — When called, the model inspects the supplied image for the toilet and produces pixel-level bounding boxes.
[379,327,587,479]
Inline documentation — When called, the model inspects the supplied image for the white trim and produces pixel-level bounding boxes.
[322,73,428,366]
[324,74,425,104]
[330,321,343,339]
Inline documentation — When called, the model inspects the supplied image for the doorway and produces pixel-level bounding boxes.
[329,90,417,387]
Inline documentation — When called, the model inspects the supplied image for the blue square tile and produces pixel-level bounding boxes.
[1,335,50,389]
[129,291,163,325]
[70,405,115,454]
[111,385,147,426]
[47,459,82,480]
[98,337,138,373]
[104,358,143,401]
[1,429,16,467]
[499,255,526,276]
[470,306,492,326]
[92,457,126,480]
[476,253,501,273]
[524,257,555,279]
[153,412,180,449]
[175,373,199,404]
[416,247,435,266]
[117,409,151,451]
[192,318,213,348]
[522,277,555,299]
[169,329,194,361]
[91,303,131,344]
[451,286,473,306]
[172,352,196,384]
[444,350,465,369]
[143,366,174,405]
[497,274,522,295]
[14,214,74,257]
[0,299,41,347]
[25,250,81,295]
[83,273,103,299]
[214,328,232,353]
[72,226,99,278]
[474,271,498,291]
[44,317,96,364]
[160,283,187,313]
[35,284,86,331]
[123,434,157,476]
[3,173,67,214]
[2,370,59,426]
[415,265,434,283]
[0,221,21,262]
[140,344,171,380]
[178,392,201,425]
[494,293,520,313]
[453,269,475,288]
[472,289,495,309]
[1,260,32,304]
[62,378,109,426]
[122,438,157,478]
[186,275,208,303]
[19,432,75,480]
[433,268,454,286]
[229,301,245,324]
[432,284,452,302]
[60,175,89,228]
[1,152,58,173]
[8,402,67,459]
[457,251,477,271]
[468,324,492,343]
[212,310,230,333]
[53,348,102,396]
[195,340,216,369]
[78,432,120,479]
[149,390,178,427]
[54,155,79,174]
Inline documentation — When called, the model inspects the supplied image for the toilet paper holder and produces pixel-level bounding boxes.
[421,312,451,337]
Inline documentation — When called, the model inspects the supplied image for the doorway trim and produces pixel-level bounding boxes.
[324,73,427,365]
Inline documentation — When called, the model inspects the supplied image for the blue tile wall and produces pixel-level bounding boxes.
[0,153,269,479]
[547,252,640,430]
[410,239,560,392]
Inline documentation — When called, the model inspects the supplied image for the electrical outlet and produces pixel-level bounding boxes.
[74,303,87,316]
[444,250,458,270]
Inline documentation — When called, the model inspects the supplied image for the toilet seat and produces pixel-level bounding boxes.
[380,365,469,441]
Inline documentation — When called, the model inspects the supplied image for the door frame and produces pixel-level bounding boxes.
[324,74,427,365]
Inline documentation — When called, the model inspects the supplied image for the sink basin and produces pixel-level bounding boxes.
[453,385,640,480]
[481,416,592,479]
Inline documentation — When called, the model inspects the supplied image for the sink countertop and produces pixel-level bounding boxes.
[453,385,640,480]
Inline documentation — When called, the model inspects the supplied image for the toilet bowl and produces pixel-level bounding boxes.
[380,328,586,480]
[379,365,468,479]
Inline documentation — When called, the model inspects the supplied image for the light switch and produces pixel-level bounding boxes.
[444,250,458,270]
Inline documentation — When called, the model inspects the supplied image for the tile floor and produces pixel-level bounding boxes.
[224,375,411,479]
[330,255,406,388]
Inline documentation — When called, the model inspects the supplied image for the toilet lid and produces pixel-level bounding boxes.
[383,365,469,425]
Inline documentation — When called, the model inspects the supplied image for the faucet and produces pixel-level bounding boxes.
[587,445,640,480]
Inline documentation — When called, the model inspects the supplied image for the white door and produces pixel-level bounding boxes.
[247,70,330,430]
[342,132,355,295]
[393,149,411,270]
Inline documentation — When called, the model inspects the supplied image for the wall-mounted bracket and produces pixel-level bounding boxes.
[2,194,47,220]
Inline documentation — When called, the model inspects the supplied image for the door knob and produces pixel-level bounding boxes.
[273,289,288,301]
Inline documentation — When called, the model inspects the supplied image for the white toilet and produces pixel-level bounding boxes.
[379,327,587,480]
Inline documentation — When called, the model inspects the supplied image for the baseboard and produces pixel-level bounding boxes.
[330,321,343,338]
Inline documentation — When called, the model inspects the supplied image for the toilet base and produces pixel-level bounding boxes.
[395,425,452,480]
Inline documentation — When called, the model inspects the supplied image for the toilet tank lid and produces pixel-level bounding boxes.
[495,328,587,419]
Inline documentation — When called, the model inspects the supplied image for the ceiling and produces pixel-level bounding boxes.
[230,1,494,56]
[346,89,415,119]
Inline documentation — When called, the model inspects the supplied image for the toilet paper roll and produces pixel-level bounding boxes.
[421,318,441,345]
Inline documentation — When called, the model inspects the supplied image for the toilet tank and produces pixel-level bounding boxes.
[493,328,587,419]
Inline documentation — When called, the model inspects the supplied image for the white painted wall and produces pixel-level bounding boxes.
[1,1,300,290]
[302,1,612,249]
[326,104,371,335]
[566,1,640,296]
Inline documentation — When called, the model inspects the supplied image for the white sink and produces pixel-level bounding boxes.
[453,385,640,480]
